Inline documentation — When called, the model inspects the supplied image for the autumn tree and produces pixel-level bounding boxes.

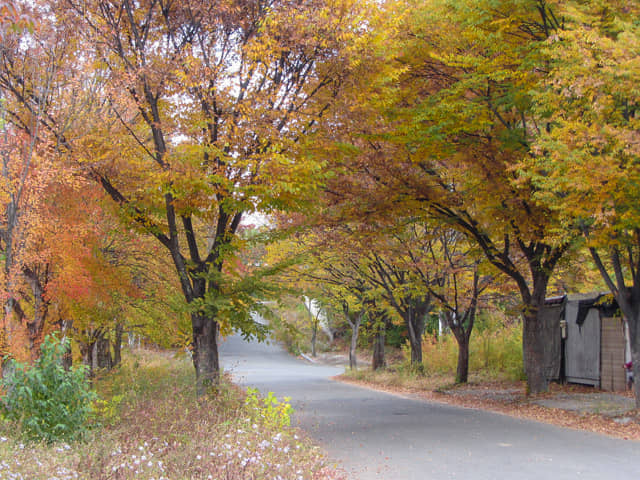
[525,1,640,404]
[393,225,494,383]
[338,0,575,393]
[43,184,165,375]
[0,4,81,362]
[54,0,364,391]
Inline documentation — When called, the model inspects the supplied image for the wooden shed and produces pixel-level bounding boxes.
[546,294,629,391]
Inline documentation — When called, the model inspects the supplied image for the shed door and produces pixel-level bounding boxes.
[565,305,600,386]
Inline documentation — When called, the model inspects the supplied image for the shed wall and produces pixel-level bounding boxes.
[600,317,626,392]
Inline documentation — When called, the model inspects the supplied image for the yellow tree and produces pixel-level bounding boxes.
[352,0,576,393]
[526,1,640,404]
[55,0,365,391]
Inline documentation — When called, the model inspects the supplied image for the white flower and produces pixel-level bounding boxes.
[258,440,271,449]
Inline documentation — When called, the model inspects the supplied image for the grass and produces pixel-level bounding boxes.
[0,349,345,480]
[344,321,525,392]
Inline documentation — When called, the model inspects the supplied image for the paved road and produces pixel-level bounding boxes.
[220,334,640,479]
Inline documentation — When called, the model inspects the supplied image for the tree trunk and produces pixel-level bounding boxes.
[311,319,318,357]
[349,327,358,370]
[407,326,423,366]
[404,300,429,367]
[61,337,73,371]
[343,302,363,371]
[112,322,124,368]
[631,322,640,409]
[191,313,220,395]
[446,311,472,383]
[349,315,362,370]
[24,267,49,362]
[59,320,73,370]
[614,296,640,408]
[456,338,469,383]
[518,270,555,394]
[79,339,93,377]
[80,328,112,377]
[80,342,89,367]
[589,245,640,407]
[91,341,98,374]
[522,308,549,394]
[372,322,386,370]
[96,333,112,370]
[78,331,96,378]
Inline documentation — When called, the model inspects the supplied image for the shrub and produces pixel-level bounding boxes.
[1,334,96,443]
[244,387,293,429]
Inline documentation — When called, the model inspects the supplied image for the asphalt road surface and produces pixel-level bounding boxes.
[220,334,640,479]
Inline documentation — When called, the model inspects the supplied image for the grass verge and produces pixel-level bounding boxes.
[0,349,345,479]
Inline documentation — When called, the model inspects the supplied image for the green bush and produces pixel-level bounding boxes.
[244,387,293,429]
[1,334,97,443]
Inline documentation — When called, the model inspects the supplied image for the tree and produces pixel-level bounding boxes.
[54,0,364,392]
[0,0,34,40]
[0,6,79,361]
[266,227,371,369]
[395,225,494,383]
[525,2,640,404]
[302,296,324,358]
[343,0,574,393]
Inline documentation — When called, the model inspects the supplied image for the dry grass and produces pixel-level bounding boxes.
[0,349,346,480]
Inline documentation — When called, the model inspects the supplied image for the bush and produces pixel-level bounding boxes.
[244,387,293,429]
[1,334,97,443]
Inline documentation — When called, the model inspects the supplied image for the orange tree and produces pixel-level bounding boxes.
[0,4,82,361]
